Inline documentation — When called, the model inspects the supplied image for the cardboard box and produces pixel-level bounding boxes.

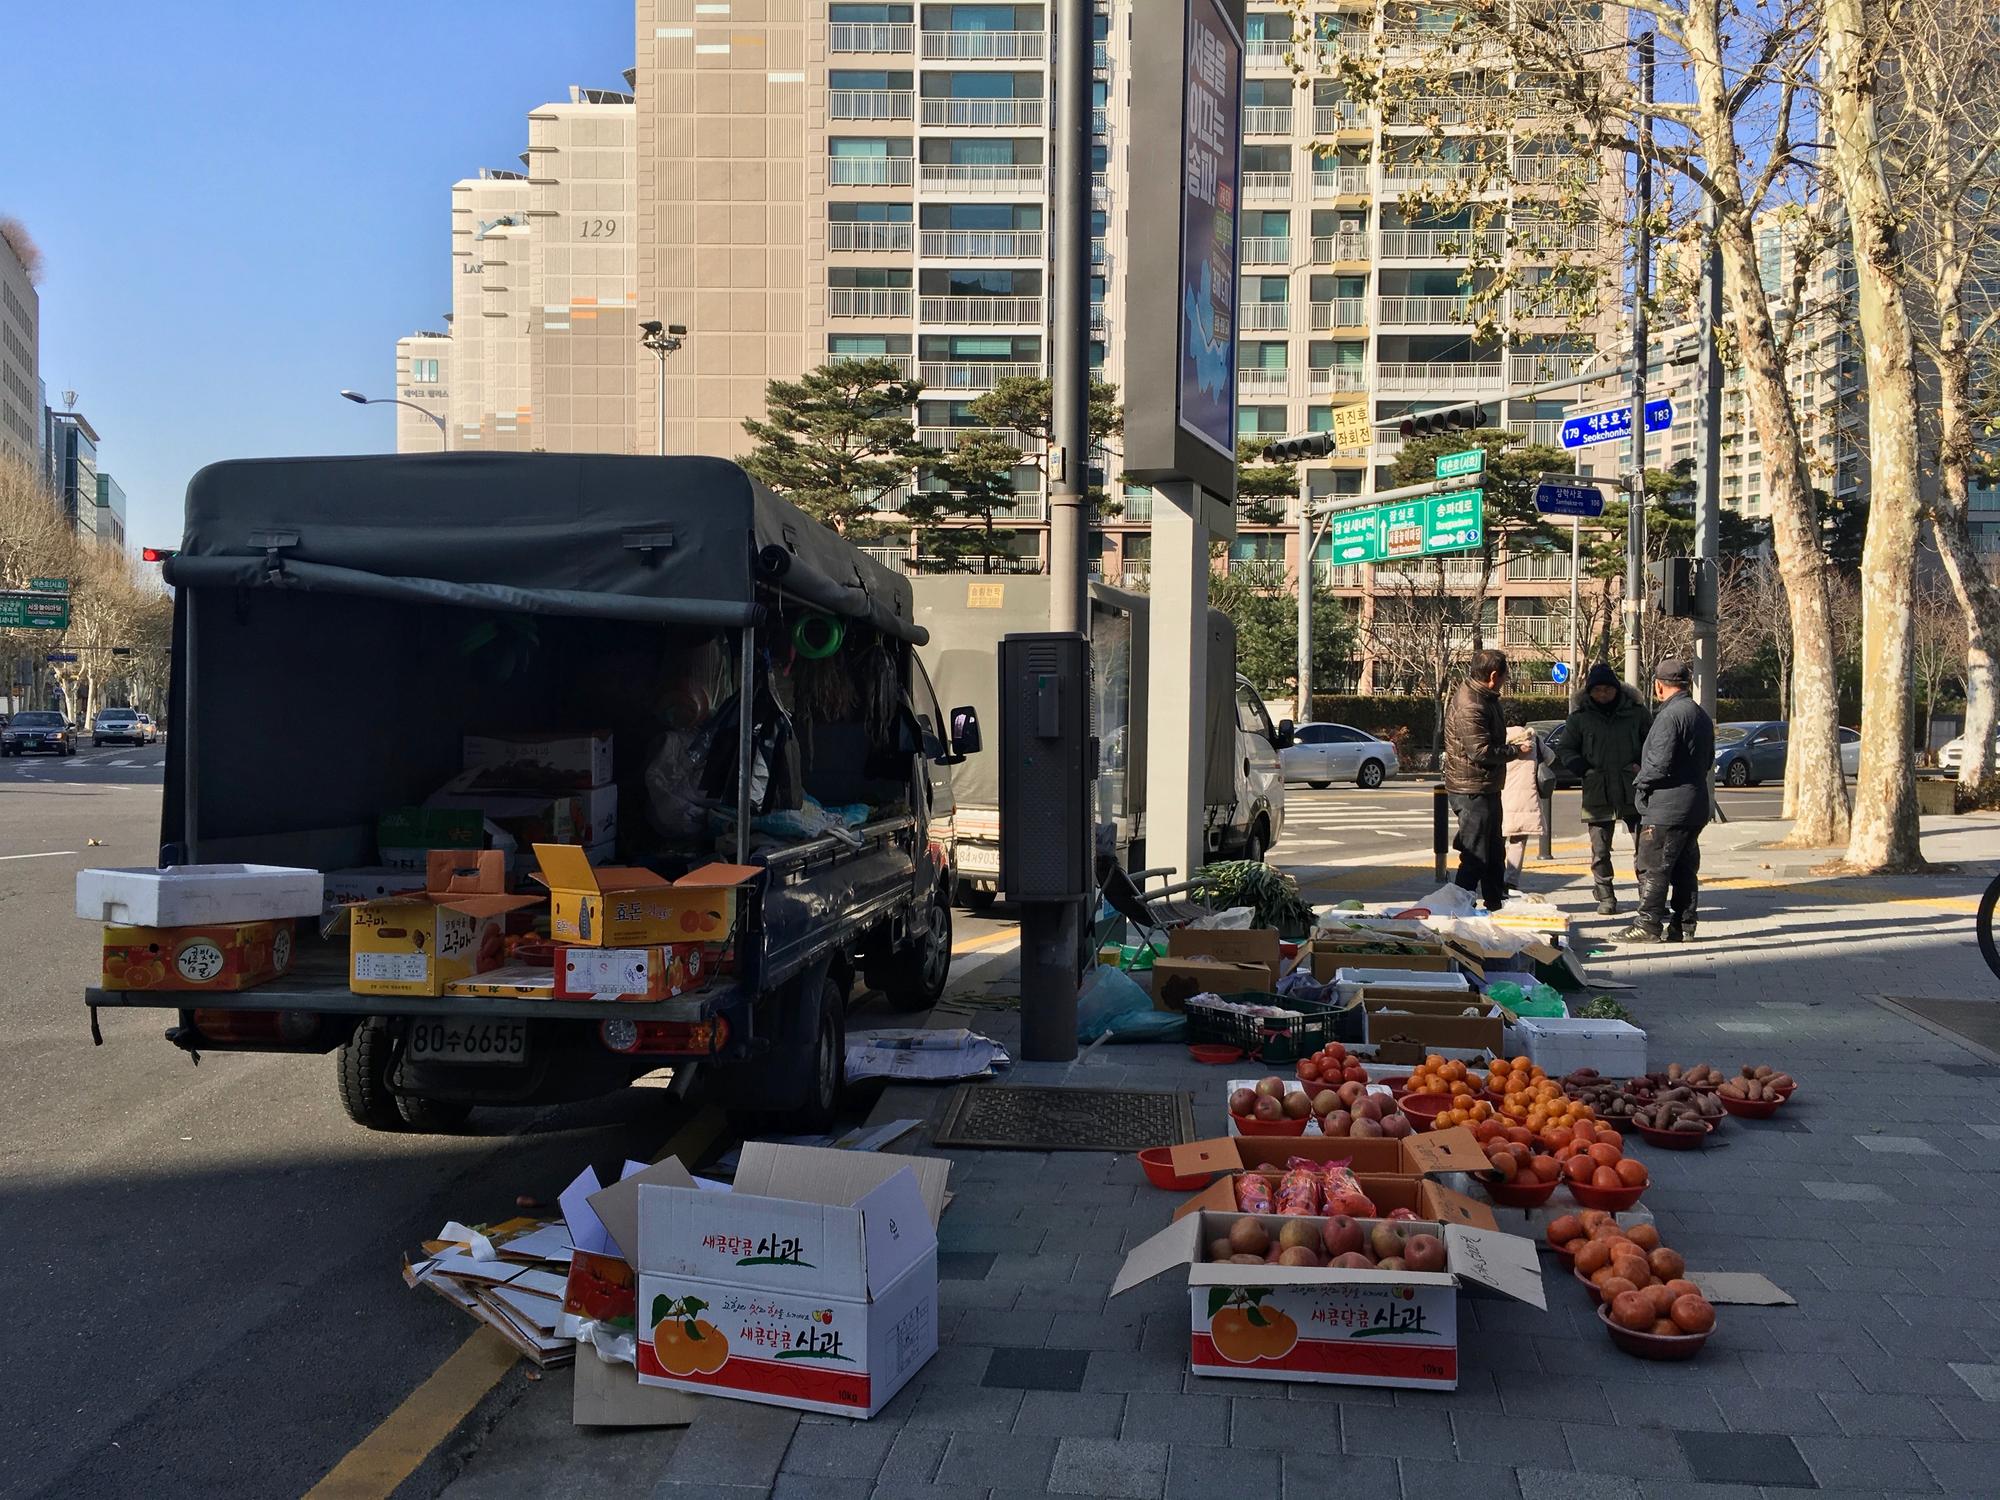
[378,807,486,861]
[1174,1171,1497,1231]
[556,944,710,1003]
[444,964,556,1000]
[102,920,294,992]
[1112,1208,1544,1390]
[1311,948,1454,979]
[1174,1126,1492,1183]
[78,864,324,927]
[349,851,541,997]
[1151,956,1272,1012]
[322,867,430,914]
[634,1143,949,1418]
[1168,928,1282,992]
[533,845,758,948]
[574,1344,704,1427]
[430,777,618,851]
[1368,1013,1507,1064]
[463,731,613,792]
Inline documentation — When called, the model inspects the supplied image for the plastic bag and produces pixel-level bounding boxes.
[1234,1173,1274,1213]
[1276,1157,1323,1216]
[1321,1162,1377,1219]
[1076,964,1186,1043]
[1484,979,1566,1018]
[1188,906,1256,931]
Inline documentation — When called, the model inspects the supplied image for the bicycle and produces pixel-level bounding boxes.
[1980,868,2000,983]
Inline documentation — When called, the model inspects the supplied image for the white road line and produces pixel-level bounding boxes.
[0,849,79,862]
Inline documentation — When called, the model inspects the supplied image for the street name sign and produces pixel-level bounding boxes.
[46,652,78,664]
[1434,447,1486,480]
[0,591,71,630]
[1560,398,1675,450]
[1323,488,1486,566]
[1534,481,1606,517]
[27,577,71,594]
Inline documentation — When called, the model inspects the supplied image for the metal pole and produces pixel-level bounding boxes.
[1691,201,1724,716]
[1624,32,1654,686]
[1569,517,1581,678]
[1296,465,1313,721]
[656,348,668,457]
[1046,0,1091,636]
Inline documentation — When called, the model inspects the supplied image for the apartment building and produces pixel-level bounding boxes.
[448,169,532,450]
[0,220,38,471]
[393,332,451,452]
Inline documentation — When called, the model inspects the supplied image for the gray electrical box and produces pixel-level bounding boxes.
[997,631,1095,902]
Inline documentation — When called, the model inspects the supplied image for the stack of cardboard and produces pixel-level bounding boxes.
[403,1218,579,1367]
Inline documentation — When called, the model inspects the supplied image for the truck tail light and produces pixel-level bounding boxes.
[599,1017,730,1056]
[191,1009,320,1044]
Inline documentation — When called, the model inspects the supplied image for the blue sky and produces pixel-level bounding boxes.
[0,1,631,548]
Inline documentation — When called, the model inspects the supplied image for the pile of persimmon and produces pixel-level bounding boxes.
[1486,1056,1591,1131]
[1548,1211,1717,1338]
[1542,1119,1649,1191]
[1405,1055,1477,1099]
[1472,1119,1562,1185]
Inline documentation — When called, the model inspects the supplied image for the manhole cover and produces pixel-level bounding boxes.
[933,1084,1196,1152]
[1879,997,2000,1066]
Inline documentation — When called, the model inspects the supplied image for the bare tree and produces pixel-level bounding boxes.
[1911,575,1969,757]
[1362,560,1477,766]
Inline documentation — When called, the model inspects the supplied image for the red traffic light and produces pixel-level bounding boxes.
[141,547,178,563]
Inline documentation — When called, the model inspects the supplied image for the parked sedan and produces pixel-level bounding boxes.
[135,712,159,743]
[1714,720,1787,786]
[2,710,78,757]
[1279,722,1400,789]
[1939,732,1999,772]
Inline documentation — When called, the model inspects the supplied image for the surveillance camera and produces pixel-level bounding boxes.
[640,320,664,336]
[668,324,688,336]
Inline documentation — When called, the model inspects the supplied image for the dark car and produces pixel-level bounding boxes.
[1526,719,1580,788]
[1714,721,1788,786]
[2,710,77,757]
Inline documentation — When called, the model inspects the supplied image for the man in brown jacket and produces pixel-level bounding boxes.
[1442,648,1528,910]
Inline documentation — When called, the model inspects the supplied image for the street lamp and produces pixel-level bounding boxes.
[639,321,687,457]
[339,389,448,451]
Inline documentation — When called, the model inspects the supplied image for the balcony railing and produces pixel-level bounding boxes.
[1243,170,1294,199]
[1237,367,1291,394]
[1507,419,1565,446]
[1312,232,1369,263]
[1513,156,1597,184]
[829,21,913,53]
[921,97,1044,127]
[829,350,914,377]
[1382,161,1490,186]
[918,360,1043,390]
[831,156,915,186]
[1091,170,1109,205]
[1246,38,1294,66]
[1241,301,1293,331]
[829,221,915,252]
[1378,295,1472,325]
[917,425,1043,451]
[920,29,1046,60]
[1314,102,1369,132]
[918,295,1044,324]
[1378,227,1505,258]
[1240,235,1291,263]
[1503,615,1574,646]
[1510,352,1594,383]
[1093,42,1110,69]
[1385,94,1496,127]
[858,545,912,573]
[1243,105,1296,134]
[1513,222,1603,253]
[1313,166,1372,196]
[829,287,914,318]
[919,228,1042,258]
[1505,551,1576,581]
[830,89,914,121]
[1314,561,1369,586]
[1376,360,1502,388]
[1308,366,1368,392]
[919,162,1042,191]
[1309,298,1369,330]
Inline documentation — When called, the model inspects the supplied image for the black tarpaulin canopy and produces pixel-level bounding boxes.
[165,452,924,645]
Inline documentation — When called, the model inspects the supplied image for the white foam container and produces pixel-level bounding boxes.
[1333,967,1472,992]
[1510,1016,1648,1077]
[77,865,326,926]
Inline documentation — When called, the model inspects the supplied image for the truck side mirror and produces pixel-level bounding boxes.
[944,705,982,762]
[1276,718,1295,749]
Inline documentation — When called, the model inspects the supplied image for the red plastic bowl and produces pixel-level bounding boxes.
[1396,1092,1453,1131]
[1574,1262,1606,1303]
[1188,1043,1244,1065]
[1548,1234,1581,1266]
[1718,1093,1784,1120]
[1567,1179,1648,1211]
[1485,1176,1560,1208]
[1631,1119,1714,1151]
[1374,1074,1412,1097]
[1597,1301,1714,1360]
[1773,1081,1797,1099]
[1234,1112,1311,1136]
[1137,1147,1209,1191]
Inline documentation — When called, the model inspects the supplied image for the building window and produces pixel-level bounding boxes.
[1228,533,1288,565]
[1238,406,1287,435]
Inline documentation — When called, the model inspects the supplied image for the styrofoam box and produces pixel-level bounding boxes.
[1333,968,1471,992]
[77,865,325,927]
[1511,1016,1647,1078]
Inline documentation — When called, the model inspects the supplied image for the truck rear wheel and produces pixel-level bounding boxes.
[790,978,848,1131]
[868,884,952,1013]
[336,1019,404,1131]
[395,1094,473,1132]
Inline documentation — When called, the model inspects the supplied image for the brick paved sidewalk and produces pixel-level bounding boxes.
[643,817,2000,1500]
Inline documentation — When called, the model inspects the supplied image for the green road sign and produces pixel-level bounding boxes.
[1320,489,1485,567]
[27,577,71,594]
[0,591,71,629]
[1434,448,1486,481]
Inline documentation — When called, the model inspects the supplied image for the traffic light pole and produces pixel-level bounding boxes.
[1624,32,1655,687]
[1691,202,1724,716]
[1296,467,1313,722]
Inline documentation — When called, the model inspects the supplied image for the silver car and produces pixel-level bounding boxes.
[1939,732,1998,772]
[1279,722,1400,789]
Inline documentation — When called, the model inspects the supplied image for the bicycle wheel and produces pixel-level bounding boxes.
[1979,870,2000,984]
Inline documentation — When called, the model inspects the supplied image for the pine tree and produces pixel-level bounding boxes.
[740,358,925,535]
[904,430,1025,573]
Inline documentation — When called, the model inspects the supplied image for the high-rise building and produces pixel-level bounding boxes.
[86,471,127,551]
[393,331,452,452]
[45,408,100,531]
[0,220,39,471]
[450,169,533,450]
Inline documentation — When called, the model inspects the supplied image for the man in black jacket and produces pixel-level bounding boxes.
[1615,657,1716,944]
[1442,648,1531,910]
[1558,663,1650,915]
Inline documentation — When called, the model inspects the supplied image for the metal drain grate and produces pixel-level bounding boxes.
[933,1084,1196,1152]
[1879,997,2000,1066]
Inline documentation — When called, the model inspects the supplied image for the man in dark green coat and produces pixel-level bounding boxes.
[1559,662,1651,915]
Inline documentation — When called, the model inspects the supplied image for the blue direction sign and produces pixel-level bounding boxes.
[45,652,78,663]
[1534,480,1606,517]
[1560,398,1675,451]
[1552,661,1570,685]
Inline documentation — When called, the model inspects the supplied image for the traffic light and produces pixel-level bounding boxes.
[1648,557,1698,617]
[1398,403,1489,440]
[1262,433,1338,462]
[141,547,177,563]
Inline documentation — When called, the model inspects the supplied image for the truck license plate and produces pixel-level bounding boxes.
[407,1019,528,1065]
[957,844,1000,875]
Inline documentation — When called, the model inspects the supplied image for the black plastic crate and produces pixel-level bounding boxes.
[1184,990,1365,1063]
